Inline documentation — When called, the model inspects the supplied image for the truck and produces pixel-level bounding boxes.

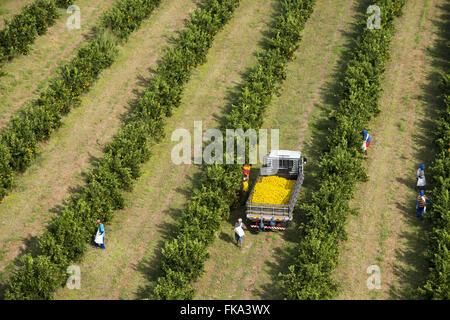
[245,150,306,231]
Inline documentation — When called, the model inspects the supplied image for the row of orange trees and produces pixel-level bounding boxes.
[0,0,162,202]
[150,0,317,299]
[419,70,449,299]
[0,0,74,63]
[5,0,240,300]
[279,0,407,299]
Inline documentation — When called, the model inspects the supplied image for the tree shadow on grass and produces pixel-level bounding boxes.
[0,0,280,299]
[134,161,261,298]
[219,230,235,244]
[0,5,100,79]
[133,207,183,299]
[133,166,204,299]
[0,39,167,290]
[247,0,282,56]
[396,177,416,190]
[132,198,187,299]
[389,202,431,300]
[299,5,370,183]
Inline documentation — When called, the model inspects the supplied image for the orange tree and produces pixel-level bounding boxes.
[0,0,75,63]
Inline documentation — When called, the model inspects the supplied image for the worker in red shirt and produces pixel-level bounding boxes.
[243,164,251,177]
[243,165,250,189]
[240,164,251,204]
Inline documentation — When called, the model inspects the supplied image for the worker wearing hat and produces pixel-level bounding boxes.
[416,164,426,190]
[234,218,247,248]
[416,190,432,219]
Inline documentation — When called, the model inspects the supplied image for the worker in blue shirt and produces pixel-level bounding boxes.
[95,219,106,249]
[416,190,432,219]
[362,130,371,155]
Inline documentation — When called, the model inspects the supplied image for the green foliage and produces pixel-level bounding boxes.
[282,232,339,300]
[102,0,162,40]
[224,0,317,131]
[39,208,89,265]
[280,0,407,299]
[0,0,58,62]
[5,255,65,300]
[152,269,196,300]
[161,237,209,282]
[0,141,13,200]
[419,72,450,300]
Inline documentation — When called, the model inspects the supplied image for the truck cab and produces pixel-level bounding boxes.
[245,150,306,231]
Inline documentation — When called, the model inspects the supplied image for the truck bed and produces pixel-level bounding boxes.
[245,169,303,224]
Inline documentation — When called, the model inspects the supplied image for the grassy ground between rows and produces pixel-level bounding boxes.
[0,0,33,26]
